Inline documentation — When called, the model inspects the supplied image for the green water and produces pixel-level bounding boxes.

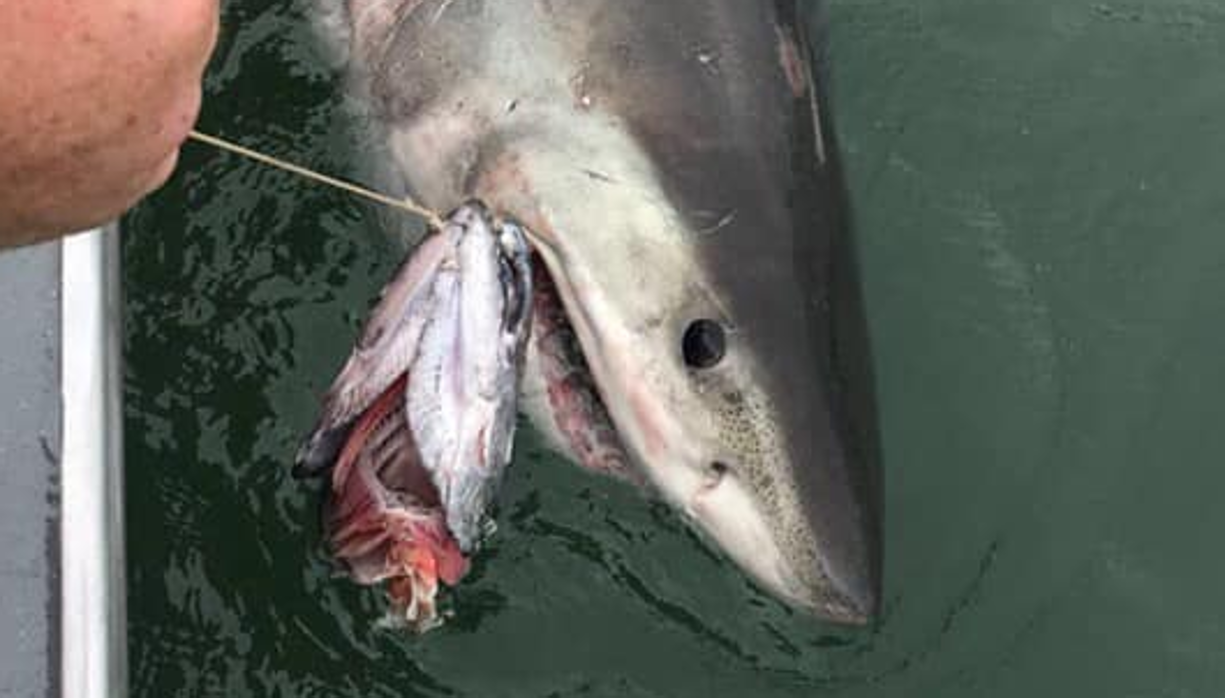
[124,0,1225,695]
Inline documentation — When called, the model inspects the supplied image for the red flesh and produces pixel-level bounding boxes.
[327,374,468,627]
[530,256,640,484]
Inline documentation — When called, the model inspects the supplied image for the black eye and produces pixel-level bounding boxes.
[682,319,726,369]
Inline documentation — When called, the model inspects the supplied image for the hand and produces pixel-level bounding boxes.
[0,0,219,247]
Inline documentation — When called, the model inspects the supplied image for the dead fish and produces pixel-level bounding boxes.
[296,202,532,630]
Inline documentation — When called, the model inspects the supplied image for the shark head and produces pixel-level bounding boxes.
[324,0,882,622]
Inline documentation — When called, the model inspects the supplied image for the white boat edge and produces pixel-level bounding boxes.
[60,224,127,698]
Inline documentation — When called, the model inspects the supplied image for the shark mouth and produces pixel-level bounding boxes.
[524,254,637,483]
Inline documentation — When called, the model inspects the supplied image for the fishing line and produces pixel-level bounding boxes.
[186,129,446,230]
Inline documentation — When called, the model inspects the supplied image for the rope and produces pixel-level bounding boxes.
[186,130,445,230]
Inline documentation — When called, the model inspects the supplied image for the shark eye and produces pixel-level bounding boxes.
[682,319,726,369]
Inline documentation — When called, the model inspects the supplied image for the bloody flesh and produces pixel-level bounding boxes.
[326,373,468,629]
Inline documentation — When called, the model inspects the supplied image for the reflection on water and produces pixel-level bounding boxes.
[126,0,1225,696]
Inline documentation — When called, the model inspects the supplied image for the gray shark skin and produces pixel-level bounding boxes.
[317,0,882,624]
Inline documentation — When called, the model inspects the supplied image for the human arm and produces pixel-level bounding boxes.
[0,0,218,247]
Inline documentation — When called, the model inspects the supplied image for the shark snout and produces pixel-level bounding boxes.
[678,448,879,624]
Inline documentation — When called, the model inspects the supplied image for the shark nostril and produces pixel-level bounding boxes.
[703,460,732,488]
[682,319,726,369]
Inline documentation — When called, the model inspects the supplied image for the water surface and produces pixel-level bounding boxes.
[125,1,1225,695]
